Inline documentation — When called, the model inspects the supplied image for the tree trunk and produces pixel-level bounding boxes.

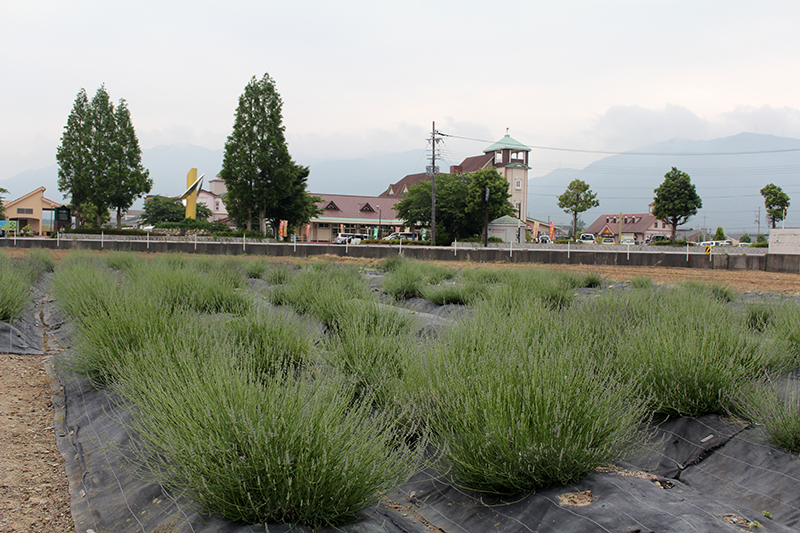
[670,219,677,242]
[246,208,252,231]
[572,212,578,241]
[116,207,122,229]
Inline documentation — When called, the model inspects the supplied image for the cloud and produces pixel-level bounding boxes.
[718,105,800,139]
[587,104,712,149]
[585,104,800,153]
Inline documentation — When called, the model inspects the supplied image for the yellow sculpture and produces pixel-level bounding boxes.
[181,168,204,219]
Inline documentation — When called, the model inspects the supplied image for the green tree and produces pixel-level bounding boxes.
[0,187,8,219]
[652,167,702,242]
[56,88,92,226]
[57,85,151,227]
[142,196,185,225]
[141,196,213,226]
[220,73,321,235]
[756,233,767,243]
[760,183,790,229]
[107,99,152,228]
[713,227,725,241]
[394,170,513,245]
[740,233,751,243]
[557,179,599,241]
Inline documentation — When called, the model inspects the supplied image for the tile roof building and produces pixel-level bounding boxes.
[380,133,531,221]
[584,203,673,243]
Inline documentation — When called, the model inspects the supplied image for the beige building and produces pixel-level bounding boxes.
[381,133,531,221]
[1,187,63,235]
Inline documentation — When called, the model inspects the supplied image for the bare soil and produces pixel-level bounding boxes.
[1,248,799,533]
[0,354,71,532]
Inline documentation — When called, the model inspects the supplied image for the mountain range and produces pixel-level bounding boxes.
[2,133,798,234]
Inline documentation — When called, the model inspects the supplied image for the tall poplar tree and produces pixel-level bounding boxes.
[108,99,152,228]
[57,85,151,228]
[221,73,320,234]
[56,88,92,226]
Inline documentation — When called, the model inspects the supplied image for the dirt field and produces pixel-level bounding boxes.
[1,249,799,532]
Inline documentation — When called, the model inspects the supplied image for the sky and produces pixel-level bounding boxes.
[3,1,800,186]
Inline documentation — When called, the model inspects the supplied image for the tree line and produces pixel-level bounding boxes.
[56,74,322,235]
[57,85,152,228]
[555,168,790,242]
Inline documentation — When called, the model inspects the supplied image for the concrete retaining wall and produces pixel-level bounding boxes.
[0,237,796,273]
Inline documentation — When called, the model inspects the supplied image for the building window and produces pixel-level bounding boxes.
[495,151,502,165]
[17,208,33,215]
[515,179,522,190]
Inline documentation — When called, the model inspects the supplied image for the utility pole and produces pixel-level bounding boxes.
[756,206,761,235]
[427,122,440,244]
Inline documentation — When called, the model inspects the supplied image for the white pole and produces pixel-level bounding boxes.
[454,239,457,256]
[243,234,246,251]
[14,230,16,245]
[147,232,150,249]
[510,239,513,257]
[101,231,104,248]
[686,243,689,262]
[194,232,197,250]
[567,240,570,259]
[627,243,630,261]
[57,231,60,248]
[399,237,402,255]
[293,235,297,252]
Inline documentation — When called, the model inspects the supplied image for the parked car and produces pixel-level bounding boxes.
[738,242,751,247]
[334,233,355,244]
[601,237,615,244]
[346,233,370,244]
[381,232,415,242]
[620,237,635,245]
[537,235,551,244]
[648,235,669,244]
[579,233,596,244]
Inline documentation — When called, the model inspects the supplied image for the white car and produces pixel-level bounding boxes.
[579,234,596,244]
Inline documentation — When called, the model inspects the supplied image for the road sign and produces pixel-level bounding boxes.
[705,245,712,255]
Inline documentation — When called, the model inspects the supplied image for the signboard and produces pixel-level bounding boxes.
[705,245,712,255]
[55,205,71,222]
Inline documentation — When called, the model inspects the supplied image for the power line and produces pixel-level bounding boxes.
[440,132,800,157]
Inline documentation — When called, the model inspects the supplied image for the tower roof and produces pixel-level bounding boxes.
[483,134,531,153]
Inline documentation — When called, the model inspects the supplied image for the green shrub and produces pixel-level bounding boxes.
[630,275,654,289]
[739,378,800,453]
[381,259,456,300]
[616,286,766,417]
[324,302,419,404]
[223,309,317,375]
[49,254,125,323]
[269,263,371,328]
[125,257,251,315]
[406,301,647,494]
[0,256,29,321]
[102,251,144,273]
[114,340,424,529]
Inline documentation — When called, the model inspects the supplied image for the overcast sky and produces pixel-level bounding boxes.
[3,1,800,180]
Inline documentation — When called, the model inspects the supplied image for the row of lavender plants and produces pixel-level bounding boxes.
[46,250,800,527]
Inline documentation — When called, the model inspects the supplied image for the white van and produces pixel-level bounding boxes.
[381,232,415,242]
[334,233,354,244]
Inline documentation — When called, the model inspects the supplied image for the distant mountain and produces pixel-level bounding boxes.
[4,134,797,235]
[0,145,427,207]
[299,149,427,196]
[529,133,800,234]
